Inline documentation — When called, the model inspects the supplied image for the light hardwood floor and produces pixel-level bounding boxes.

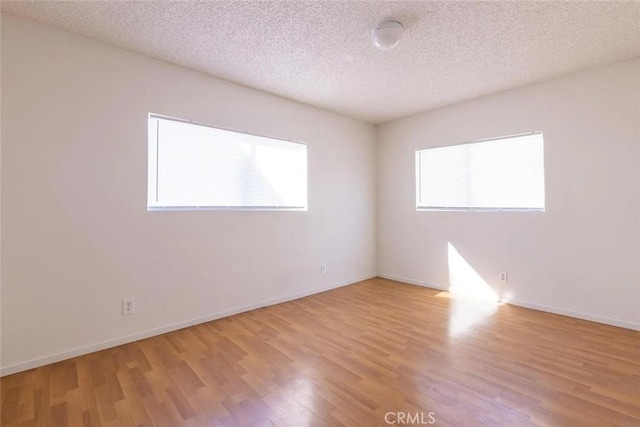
[2,278,639,426]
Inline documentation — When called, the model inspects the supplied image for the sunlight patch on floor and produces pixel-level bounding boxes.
[446,242,500,336]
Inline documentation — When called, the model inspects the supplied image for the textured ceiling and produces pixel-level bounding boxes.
[2,1,639,124]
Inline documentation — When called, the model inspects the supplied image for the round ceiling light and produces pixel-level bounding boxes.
[371,21,404,51]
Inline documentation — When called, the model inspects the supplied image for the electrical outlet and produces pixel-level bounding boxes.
[499,272,508,283]
[321,264,326,274]
[122,298,135,315]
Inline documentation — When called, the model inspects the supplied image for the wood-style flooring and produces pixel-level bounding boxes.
[1,278,639,426]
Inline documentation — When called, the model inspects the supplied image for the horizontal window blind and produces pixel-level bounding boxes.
[148,114,307,210]
[416,132,545,212]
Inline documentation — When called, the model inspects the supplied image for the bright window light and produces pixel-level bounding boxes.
[148,114,307,210]
[416,132,545,212]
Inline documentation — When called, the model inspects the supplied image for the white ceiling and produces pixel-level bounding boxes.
[2,1,639,124]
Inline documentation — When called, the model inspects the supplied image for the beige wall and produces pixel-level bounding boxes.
[0,15,377,374]
[377,59,640,329]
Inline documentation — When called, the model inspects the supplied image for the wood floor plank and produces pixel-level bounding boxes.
[2,278,639,426]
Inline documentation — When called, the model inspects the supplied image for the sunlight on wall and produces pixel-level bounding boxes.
[446,242,499,336]
[447,242,499,302]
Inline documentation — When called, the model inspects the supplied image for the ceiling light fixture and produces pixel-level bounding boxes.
[371,21,404,51]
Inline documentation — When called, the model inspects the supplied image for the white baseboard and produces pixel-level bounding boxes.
[0,274,376,377]
[506,298,640,331]
[376,273,640,331]
[376,273,448,291]
[5,272,635,376]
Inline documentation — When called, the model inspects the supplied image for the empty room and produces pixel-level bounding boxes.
[1,1,639,426]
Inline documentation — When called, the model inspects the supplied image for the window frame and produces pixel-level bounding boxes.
[415,131,545,213]
[147,113,308,212]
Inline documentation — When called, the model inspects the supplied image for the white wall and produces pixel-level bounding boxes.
[0,15,377,375]
[3,13,638,377]
[377,59,640,329]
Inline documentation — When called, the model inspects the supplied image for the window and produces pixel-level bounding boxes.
[148,114,307,210]
[416,132,545,212]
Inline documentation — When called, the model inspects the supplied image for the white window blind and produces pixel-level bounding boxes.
[416,132,545,212]
[148,114,307,210]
